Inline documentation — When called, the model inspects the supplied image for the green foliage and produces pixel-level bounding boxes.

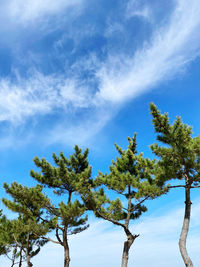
[150,103,200,186]
[85,134,166,229]
[0,211,13,256]
[30,145,91,195]
[0,213,22,265]
[30,145,91,245]
[2,183,52,265]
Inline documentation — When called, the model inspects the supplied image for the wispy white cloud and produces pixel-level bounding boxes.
[126,0,152,20]
[96,0,200,103]
[0,71,93,124]
[0,0,200,146]
[5,0,84,25]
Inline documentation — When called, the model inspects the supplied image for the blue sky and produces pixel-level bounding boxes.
[0,0,200,266]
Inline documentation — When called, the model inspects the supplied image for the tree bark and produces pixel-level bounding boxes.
[121,233,137,267]
[63,243,70,267]
[63,246,70,267]
[26,233,33,267]
[63,228,70,267]
[11,258,15,267]
[18,247,23,267]
[179,186,193,267]
[26,255,33,267]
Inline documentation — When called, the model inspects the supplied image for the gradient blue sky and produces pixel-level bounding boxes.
[0,0,200,266]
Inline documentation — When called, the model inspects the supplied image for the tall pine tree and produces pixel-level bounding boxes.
[83,134,166,267]
[150,103,200,267]
[30,145,92,267]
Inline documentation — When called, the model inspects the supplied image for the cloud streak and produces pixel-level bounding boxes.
[0,0,200,146]
[96,0,200,103]
[5,0,84,25]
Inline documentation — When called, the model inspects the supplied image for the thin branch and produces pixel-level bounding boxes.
[95,210,139,239]
[95,210,125,229]
[13,259,26,266]
[169,185,185,189]
[56,228,63,246]
[113,188,126,196]
[5,251,13,261]
[40,236,61,245]
[122,207,128,211]
[191,185,200,188]
[131,196,149,212]
[13,235,26,253]
[32,231,61,245]
[37,214,63,231]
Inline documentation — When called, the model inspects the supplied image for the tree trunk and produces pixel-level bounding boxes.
[11,258,15,267]
[63,229,70,267]
[18,247,23,267]
[27,255,33,267]
[64,244,70,267]
[26,233,33,267]
[121,234,135,267]
[179,186,193,267]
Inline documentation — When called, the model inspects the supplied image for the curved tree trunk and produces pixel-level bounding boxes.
[179,186,193,267]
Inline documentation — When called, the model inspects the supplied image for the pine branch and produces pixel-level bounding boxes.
[169,185,186,189]
[40,236,61,245]
[95,210,125,228]
[56,228,63,246]
[13,235,26,254]
[131,196,149,212]
[12,259,26,266]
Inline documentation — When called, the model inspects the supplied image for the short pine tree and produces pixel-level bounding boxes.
[0,211,24,267]
[30,145,92,267]
[150,103,200,267]
[2,183,52,267]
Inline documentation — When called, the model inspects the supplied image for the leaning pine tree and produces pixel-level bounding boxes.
[30,145,92,267]
[83,134,167,267]
[150,103,200,267]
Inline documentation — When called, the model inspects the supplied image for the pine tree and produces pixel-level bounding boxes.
[30,145,92,267]
[150,103,200,267]
[2,183,53,267]
[83,134,167,267]
[0,211,22,267]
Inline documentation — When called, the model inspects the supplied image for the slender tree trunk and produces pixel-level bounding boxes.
[179,186,193,267]
[26,233,33,267]
[63,229,70,267]
[11,258,15,267]
[27,255,33,267]
[121,186,138,267]
[121,234,135,267]
[18,247,23,267]
[64,245,70,267]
